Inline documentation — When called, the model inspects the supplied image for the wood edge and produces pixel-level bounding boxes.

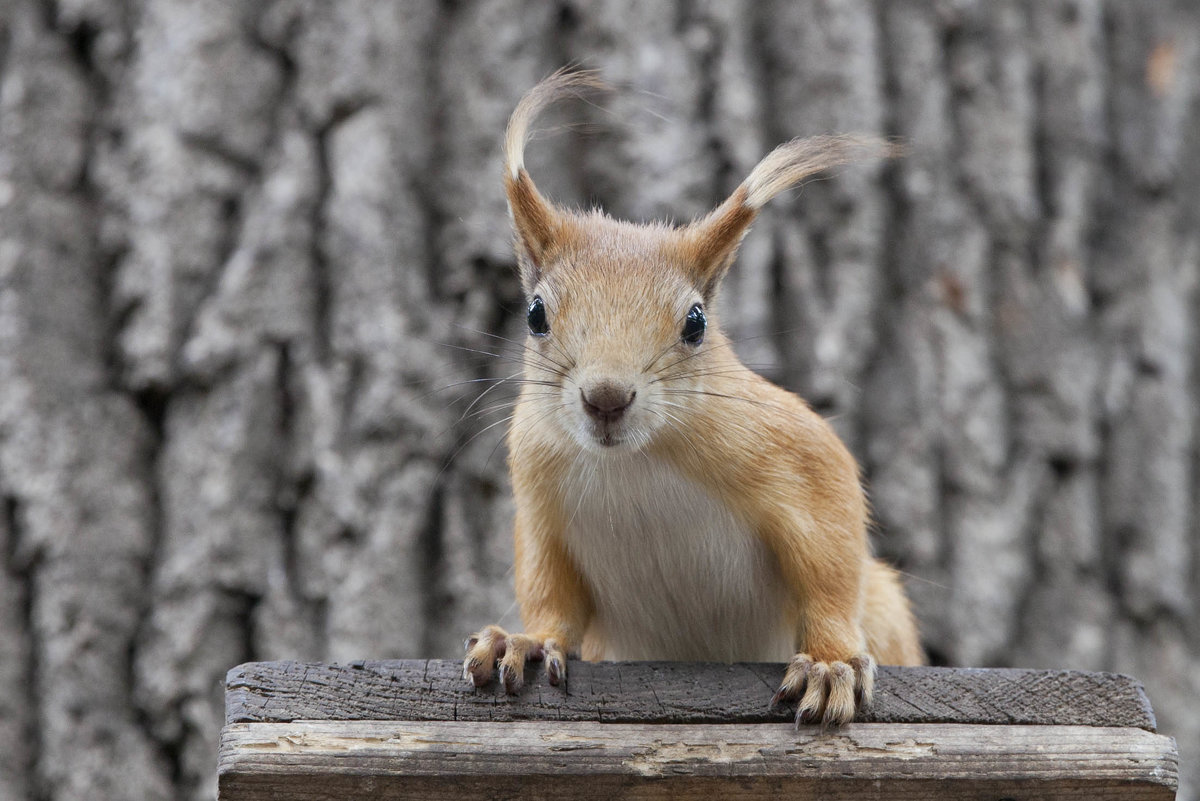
[1125,674,1159,732]
[218,720,1180,793]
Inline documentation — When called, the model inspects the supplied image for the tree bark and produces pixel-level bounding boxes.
[0,1,1197,799]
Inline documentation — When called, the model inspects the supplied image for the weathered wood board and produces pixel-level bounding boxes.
[226,659,1160,729]
[219,720,1179,800]
[220,661,1179,799]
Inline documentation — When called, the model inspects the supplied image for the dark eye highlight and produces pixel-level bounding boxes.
[681,303,706,345]
[527,296,549,336]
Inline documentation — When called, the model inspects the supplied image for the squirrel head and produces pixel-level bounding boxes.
[503,69,893,454]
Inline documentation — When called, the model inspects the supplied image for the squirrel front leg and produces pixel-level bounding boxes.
[463,504,592,693]
[763,511,875,727]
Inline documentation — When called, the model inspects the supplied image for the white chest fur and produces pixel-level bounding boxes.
[560,453,794,662]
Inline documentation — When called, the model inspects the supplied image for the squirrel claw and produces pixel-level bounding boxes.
[546,655,564,685]
[462,625,508,688]
[498,663,522,694]
[462,626,566,692]
[775,652,875,727]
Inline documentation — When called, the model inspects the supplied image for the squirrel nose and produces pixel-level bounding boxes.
[581,383,636,423]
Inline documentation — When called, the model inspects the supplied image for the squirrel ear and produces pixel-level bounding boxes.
[505,170,561,291]
[681,186,757,302]
[684,134,898,300]
[503,68,607,292]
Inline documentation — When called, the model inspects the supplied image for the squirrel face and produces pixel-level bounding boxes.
[502,70,893,456]
[519,215,721,453]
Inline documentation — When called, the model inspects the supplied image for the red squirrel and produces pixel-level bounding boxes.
[464,70,923,726]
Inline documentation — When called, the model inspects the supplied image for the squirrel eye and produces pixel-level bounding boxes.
[681,303,706,345]
[527,296,549,336]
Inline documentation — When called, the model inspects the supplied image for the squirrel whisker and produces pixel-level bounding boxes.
[458,325,578,375]
[455,369,527,422]
[650,366,773,385]
[658,388,787,412]
[439,339,572,379]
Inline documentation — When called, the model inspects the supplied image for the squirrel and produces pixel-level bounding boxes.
[463,69,923,727]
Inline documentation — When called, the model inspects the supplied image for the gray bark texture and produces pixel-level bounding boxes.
[0,1,1197,799]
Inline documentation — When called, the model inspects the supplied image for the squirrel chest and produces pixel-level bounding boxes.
[560,453,794,662]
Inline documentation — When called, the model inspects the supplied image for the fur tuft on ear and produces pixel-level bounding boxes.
[682,134,898,300]
[504,68,606,182]
[742,134,898,210]
[503,68,607,290]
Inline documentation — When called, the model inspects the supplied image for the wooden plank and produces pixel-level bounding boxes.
[225,659,1159,730]
[218,720,1179,800]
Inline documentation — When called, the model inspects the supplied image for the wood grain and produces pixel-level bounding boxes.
[218,720,1179,800]
[225,659,1158,730]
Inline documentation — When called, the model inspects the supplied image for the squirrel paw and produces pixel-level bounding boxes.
[462,624,567,693]
[770,652,875,728]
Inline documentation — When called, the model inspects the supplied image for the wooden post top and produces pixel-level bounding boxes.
[219,661,1179,800]
[226,658,1160,730]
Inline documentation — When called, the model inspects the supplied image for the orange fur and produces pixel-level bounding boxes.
[464,70,922,726]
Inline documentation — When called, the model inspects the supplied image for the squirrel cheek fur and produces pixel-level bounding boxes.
[463,69,924,727]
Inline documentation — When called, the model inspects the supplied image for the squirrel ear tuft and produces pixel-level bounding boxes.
[503,68,607,291]
[683,134,898,299]
[741,134,897,210]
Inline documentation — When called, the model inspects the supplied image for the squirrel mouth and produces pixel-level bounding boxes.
[584,421,630,450]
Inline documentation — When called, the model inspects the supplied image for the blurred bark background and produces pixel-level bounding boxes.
[1,0,1198,799]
